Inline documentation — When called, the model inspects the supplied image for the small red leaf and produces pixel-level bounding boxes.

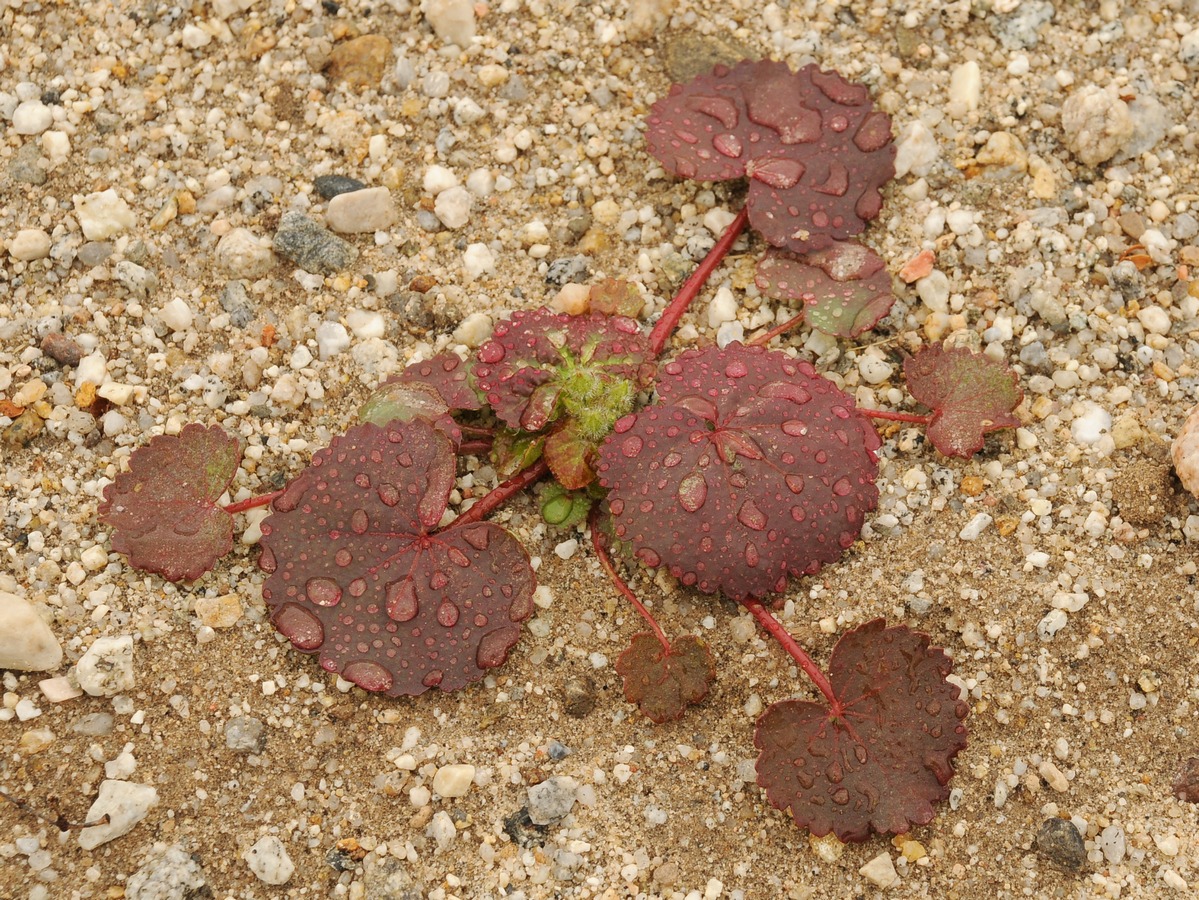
[755,242,895,338]
[98,424,240,581]
[395,351,483,412]
[904,345,1023,458]
[543,423,596,490]
[597,343,880,599]
[615,633,715,723]
[358,379,462,445]
[259,420,535,695]
[754,619,969,842]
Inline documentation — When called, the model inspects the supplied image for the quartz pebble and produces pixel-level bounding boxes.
[1061,85,1133,166]
[326,34,392,87]
[434,186,473,229]
[958,513,993,541]
[9,228,51,261]
[316,322,351,359]
[0,591,63,672]
[859,852,898,888]
[126,844,209,900]
[1071,405,1111,447]
[75,635,136,696]
[78,780,159,850]
[550,283,590,315]
[216,228,275,278]
[195,594,242,628]
[1172,404,1199,499]
[326,186,397,234]
[245,835,294,885]
[893,121,939,178]
[160,298,194,332]
[707,286,737,327]
[424,0,475,47]
[527,776,578,825]
[225,716,266,753]
[13,100,53,134]
[75,189,136,240]
[432,763,475,798]
[463,243,495,279]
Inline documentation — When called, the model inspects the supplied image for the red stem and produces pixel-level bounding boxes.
[589,510,670,651]
[458,439,494,455]
[222,490,285,514]
[859,408,933,425]
[740,598,841,713]
[749,310,806,347]
[648,206,750,357]
[446,459,549,529]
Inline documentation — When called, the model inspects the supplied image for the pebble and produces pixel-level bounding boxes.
[273,211,359,273]
[1098,825,1126,864]
[78,780,159,850]
[916,270,950,313]
[346,309,386,340]
[327,35,392,86]
[220,280,257,328]
[1070,404,1111,447]
[160,297,194,332]
[12,99,53,134]
[958,512,993,541]
[40,676,81,703]
[245,835,294,885]
[74,189,136,240]
[9,228,51,261]
[19,727,54,753]
[126,844,209,900]
[225,715,267,753]
[550,283,590,315]
[424,0,475,47]
[545,255,591,286]
[363,855,425,898]
[527,776,578,825]
[75,634,136,696]
[316,322,351,358]
[859,851,898,888]
[194,594,242,628]
[326,186,398,234]
[434,186,472,229]
[893,120,939,178]
[432,763,475,798]
[990,0,1055,49]
[948,61,981,111]
[1137,306,1171,335]
[463,242,495,279]
[77,241,113,266]
[115,261,157,300]
[216,228,276,278]
[1035,817,1087,872]
[423,165,459,194]
[314,174,365,200]
[1182,28,1199,66]
[707,286,737,327]
[9,141,47,185]
[562,675,596,717]
[1038,760,1069,792]
[0,591,63,671]
[40,332,83,367]
[1061,85,1133,166]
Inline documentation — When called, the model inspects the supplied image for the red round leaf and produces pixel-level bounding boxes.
[472,307,654,433]
[615,633,715,723]
[596,343,880,599]
[754,619,969,842]
[258,420,535,695]
[98,424,240,581]
[755,242,895,339]
[903,344,1023,458]
[395,351,484,412]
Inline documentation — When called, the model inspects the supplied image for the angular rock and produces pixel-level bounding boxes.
[75,189,137,241]
[326,186,398,234]
[1061,85,1133,167]
[272,211,358,274]
[225,715,266,753]
[245,835,294,885]
[433,185,472,229]
[78,780,159,850]
[327,34,392,86]
[10,141,47,185]
[423,0,475,47]
[9,228,51,261]
[363,854,424,900]
[219,280,257,329]
[1036,818,1087,872]
[0,591,63,672]
[126,844,208,900]
[527,776,577,825]
[75,634,136,696]
[314,174,365,200]
[217,228,276,278]
[432,764,475,798]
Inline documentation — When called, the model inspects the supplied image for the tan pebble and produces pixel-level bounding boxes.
[326,34,391,86]
[1172,404,1199,499]
[39,676,82,703]
[1028,155,1056,200]
[1153,360,1176,382]
[478,63,509,87]
[996,515,1019,536]
[12,379,47,407]
[960,475,986,497]
[175,190,196,215]
[577,228,610,255]
[923,311,951,342]
[3,409,44,446]
[19,728,55,754]
[975,132,1027,173]
[550,283,590,315]
[900,839,927,862]
[149,197,178,230]
[810,832,844,862]
[194,594,243,629]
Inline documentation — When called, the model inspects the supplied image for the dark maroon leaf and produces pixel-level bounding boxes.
[596,343,880,599]
[754,619,969,842]
[472,307,654,434]
[615,633,715,723]
[395,351,483,411]
[755,242,895,338]
[645,60,895,251]
[258,420,535,696]
[903,344,1023,458]
[98,424,240,581]
[1172,757,1199,803]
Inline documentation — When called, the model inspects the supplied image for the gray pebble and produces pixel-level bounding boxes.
[1018,341,1050,372]
[562,675,596,718]
[527,776,578,825]
[545,255,591,286]
[115,260,158,300]
[220,281,257,329]
[1174,212,1199,241]
[272,211,359,273]
[225,716,266,753]
[1109,260,1144,301]
[1035,817,1087,872]
[499,74,528,102]
[363,855,424,900]
[126,844,208,900]
[9,141,46,185]
[990,1,1055,49]
[77,241,114,267]
[314,174,366,200]
[547,740,570,761]
[72,712,115,736]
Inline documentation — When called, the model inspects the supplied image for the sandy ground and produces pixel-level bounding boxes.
[3,0,1199,897]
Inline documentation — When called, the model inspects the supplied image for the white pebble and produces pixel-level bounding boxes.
[1038,608,1068,641]
[8,228,51,261]
[550,283,589,315]
[946,209,974,235]
[858,353,893,385]
[423,164,459,195]
[1099,825,1126,864]
[12,99,53,135]
[948,61,981,111]
[554,539,579,560]
[465,168,495,198]
[463,242,496,280]
[432,764,475,798]
[244,835,294,885]
[859,852,898,888]
[893,120,939,178]
[703,207,736,236]
[181,24,212,49]
[216,228,275,278]
[1038,760,1069,792]
[707,286,737,327]
[316,322,351,359]
[75,635,135,696]
[1060,84,1133,166]
[78,780,159,850]
[427,810,457,850]
[958,512,992,541]
[434,186,473,229]
[346,310,386,340]
[916,270,950,313]
[326,186,398,234]
[423,0,475,47]
[74,189,136,240]
[453,312,491,347]
[160,298,194,332]
[1070,404,1111,447]
[42,130,70,166]
[453,97,485,126]
[1137,306,1171,335]
[715,320,744,348]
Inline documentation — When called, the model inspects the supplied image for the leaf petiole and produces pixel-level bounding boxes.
[739,598,842,715]
[748,310,806,347]
[589,509,670,652]
[858,408,933,426]
[222,490,285,515]
[445,459,550,530]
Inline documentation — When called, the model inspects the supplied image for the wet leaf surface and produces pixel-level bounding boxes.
[904,344,1023,458]
[754,619,969,842]
[98,424,240,581]
[596,343,880,598]
[615,633,715,723]
[258,420,535,695]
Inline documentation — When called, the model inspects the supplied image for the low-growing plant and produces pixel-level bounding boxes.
[97,59,1024,842]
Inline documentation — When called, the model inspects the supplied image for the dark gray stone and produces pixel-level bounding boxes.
[272,211,358,273]
[314,174,366,200]
[219,281,256,329]
[545,255,591,286]
[1036,818,1087,872]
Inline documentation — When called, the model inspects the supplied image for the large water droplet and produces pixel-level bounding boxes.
[461,525,490,551]
[478,341,505,364]
[386,580,419,622]
[378,483,401,506]
[725,358,749,378]
[785,474,805,494]
[744,542,760,567]
[687,95,740,129]
[638,547,662,568]
[663,452,683,468]
[832,788,850,806]
[342,660,393,693]
[335,549,353,567]
[447,546,471,567]
[782,420,808,437]
[259,545,277,573]
[348,578,367,597]
[423,669,444,687]
[621,435,644,457]
[354,473,371,489]
[832,477,852,496]
[712,132,744,158]
[797,771,815,790]
[854,744,868,764]
[476,624,521,669]
[737,499,767,531]
[273,603,324,650]
[749,157,806,190]
[306,577,342,607]
[612,414,636,434]
[430,570,449,590]
[761,381,812,405]
[350,508,369,534]
[437,600,460,627]
[678,472,707,512]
